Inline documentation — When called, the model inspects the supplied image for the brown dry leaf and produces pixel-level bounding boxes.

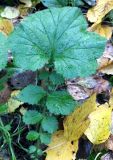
[67,76,110,101]
[0,85,11,104]
[88,23,112,39]
[93,76,110,93]
[109,89,113,108]
[101,153,113,160]
[98,42,113,69]
[105,135,113,151]
[63,94,97,141]
[99,62,113,74]
[85,104,112,144]
[46,130,78,160]
[8,90,23,113]
[0,19,14,35]
[87,0,113,23]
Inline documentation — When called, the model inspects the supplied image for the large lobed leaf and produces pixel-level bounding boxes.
[0,33,8,70]
[41,0,68,7]
[8,7,106,78]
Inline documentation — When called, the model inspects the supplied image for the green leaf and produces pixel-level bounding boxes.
[28,145,37,154]
[0,104,8,114]
[23,110,43,125]
[49,71,64,85]
[41,0,68,7]
[83,0,96,6]
[37,149,43,156]
[26,130,39,141]
[8,7,106,78]
[46,91,76,115]
[41,0,84,7]
[40,133,51,144]
[4,124,11,131]
[0,33,8,70]
[41,116,58,133]
[18,85,46,105]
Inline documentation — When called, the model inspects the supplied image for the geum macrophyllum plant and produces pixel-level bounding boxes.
[0,7,106,159]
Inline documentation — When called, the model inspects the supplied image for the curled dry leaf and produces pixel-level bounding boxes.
[46,130,78,160]
[67,76,110,101]
[105,135,113,151]
[87,0,113,23]
[98,42,113,74]
[99,62,113,74]
[101,153,113,160]
[109,89,113,108]
[64,94,96,141]
[0,19,14,35]
[88,24,112,39]
[0,85,11,104]
[85,104,112,144]
[87,0,113,39]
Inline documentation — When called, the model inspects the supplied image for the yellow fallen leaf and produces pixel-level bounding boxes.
[0,19,14,35]
[87,0,113,23]
[46,130,78,160]
[88,24,112,39]
[64,94,97,141]
[8,90,23,113]
[85,104,112,144]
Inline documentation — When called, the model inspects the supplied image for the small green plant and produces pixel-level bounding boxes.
[0,7,106,159]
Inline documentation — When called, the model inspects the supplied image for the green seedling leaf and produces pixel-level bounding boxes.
[23,110,43,125]
[49,71,64,85]
[0,104,8,114]
[41,116,58,133]
[26,130,39,141]
[40,133,51,144]
[18,84,46,105]
[28,145,37,154]
[46,91,76,115]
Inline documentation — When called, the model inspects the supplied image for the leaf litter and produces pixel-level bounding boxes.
[1,0,113,159]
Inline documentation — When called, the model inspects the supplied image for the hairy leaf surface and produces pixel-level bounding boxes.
[8,7,106,78]
[0,33,8,70]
